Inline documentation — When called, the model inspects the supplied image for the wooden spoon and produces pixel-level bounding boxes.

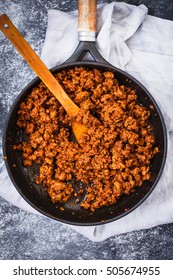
[0,14,90,142]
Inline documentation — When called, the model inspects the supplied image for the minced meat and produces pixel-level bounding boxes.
[14,67,159,211]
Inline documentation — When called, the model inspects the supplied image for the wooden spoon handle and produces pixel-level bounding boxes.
[78,0,97,41]
[0,14,79,118]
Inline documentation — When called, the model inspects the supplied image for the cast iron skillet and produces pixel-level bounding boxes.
[2,0,167,226]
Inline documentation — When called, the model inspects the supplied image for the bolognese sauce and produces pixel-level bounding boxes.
[14,67,158,211]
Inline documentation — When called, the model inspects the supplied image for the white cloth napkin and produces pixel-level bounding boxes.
[1,2,173,242]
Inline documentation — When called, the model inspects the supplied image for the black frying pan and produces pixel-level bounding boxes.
[1,0,167,226]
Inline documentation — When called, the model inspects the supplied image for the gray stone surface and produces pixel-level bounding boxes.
[0,0,173,260]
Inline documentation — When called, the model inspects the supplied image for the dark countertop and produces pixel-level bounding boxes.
[0,0,173,260]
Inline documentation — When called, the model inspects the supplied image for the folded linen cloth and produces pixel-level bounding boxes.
[1,2,173,242]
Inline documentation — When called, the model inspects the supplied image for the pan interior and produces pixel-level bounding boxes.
[3,62,167,225]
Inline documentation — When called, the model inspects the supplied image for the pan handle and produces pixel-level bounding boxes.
[65,0,108,64]
[64,0,108,64]
[78,0,97,42]
[65,41,108,64]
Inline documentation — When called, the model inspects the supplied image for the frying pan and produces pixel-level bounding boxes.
[1,0,167,226]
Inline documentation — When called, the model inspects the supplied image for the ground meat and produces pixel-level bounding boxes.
[14,67,158,211]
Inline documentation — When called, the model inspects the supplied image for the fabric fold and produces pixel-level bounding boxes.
[96,2,148,68]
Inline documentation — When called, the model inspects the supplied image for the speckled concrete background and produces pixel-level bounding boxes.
[0,0,173,260]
